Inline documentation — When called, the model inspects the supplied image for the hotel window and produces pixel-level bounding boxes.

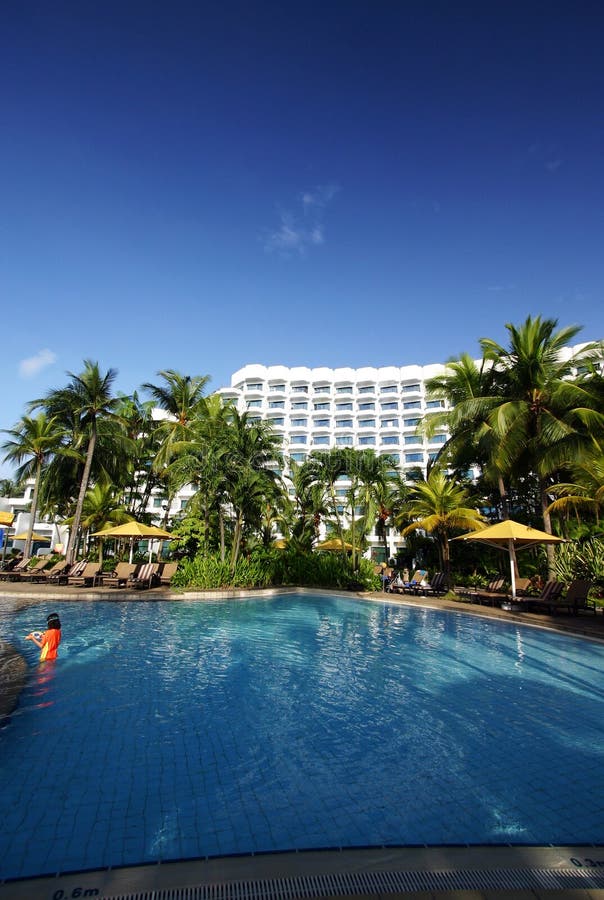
[247,400,262,408]
[428,452,439,462]
[269,384,285,392]
[404,435,421,445]
[292,385,308,393]
[381,436,399,445]
[246,382,263,391]
[403,401,421,410]
[292,401,308,409]
[381,417,399,428]
[180,499,188,510]
[358,385,375,394]
[385,453,400,463]
[291,452,306,462]
[335,402,353,411]
[336,419,353,428]
[248,416,261,424]
[291,435,307,444]
[381,401,398,410]
[359,436,376,445]
[336,488,348,497]
[314,402,330,410]
[153,498,163,508]
[402,383,421,393]
[358,402,375,411]
[270,417,285,426]
[314,385,330,393]
[404,417,421,427]
[291,418,307,427]
[359,418,376,427]
[405,452,424,463]
[336,435,353,445]
[314,418,330,427]
[269,401,285,409]
[380,385,397,393]
[426,400,445,409]
[313,435,330,445]
[429,434,447,444]
[336,385,353,394]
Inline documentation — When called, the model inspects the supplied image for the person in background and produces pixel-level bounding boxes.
[26,612,62,661]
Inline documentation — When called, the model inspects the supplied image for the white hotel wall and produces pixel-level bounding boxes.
[217,362,452,558]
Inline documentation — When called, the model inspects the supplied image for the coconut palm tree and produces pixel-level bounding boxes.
[1,413,66,559]
[396,470,485,585]
[223,409,282,570]
[63,479,133,562]
[304,448,348,551]
[143,369,211,468]
[480,316,604,570]
[31,361,120,563]
[546,441,604,531]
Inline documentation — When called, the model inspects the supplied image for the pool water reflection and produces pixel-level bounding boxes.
[1,593,603,880]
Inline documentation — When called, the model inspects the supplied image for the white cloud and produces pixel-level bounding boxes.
[263,184,339,256]
[19,349,57,378]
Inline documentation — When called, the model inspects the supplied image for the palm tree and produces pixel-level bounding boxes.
[31,361,120,563]
[396,470,485,585]
[304,449,348,551]
[224,410,282,570]
[1,413,66,558]
[143,369,211,468]
[546,441,604,531]
[63,479,133,562]
[480,316,604,570]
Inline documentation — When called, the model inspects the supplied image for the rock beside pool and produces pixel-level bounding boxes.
[0,640,27,720]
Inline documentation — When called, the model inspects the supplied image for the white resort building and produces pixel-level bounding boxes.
[217,362,455,559]
[218,362,451,476]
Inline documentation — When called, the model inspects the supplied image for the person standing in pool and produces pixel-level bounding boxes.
[26,613,62,661]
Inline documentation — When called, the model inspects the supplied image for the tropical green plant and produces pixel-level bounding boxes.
[30,361,121,563]
[1,413,66,558]
[396,470,486,585]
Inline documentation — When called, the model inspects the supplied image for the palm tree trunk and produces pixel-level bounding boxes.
[541,479,556,578]
[24,460,42,560]
[66,425,97,564]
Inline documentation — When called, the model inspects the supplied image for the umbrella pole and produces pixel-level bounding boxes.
[508,539,517,600]
[129,538,134,565]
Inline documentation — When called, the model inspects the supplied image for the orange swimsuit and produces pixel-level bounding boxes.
[40,629,61,661]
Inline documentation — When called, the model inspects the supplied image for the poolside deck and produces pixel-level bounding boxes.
[1,583,603,900]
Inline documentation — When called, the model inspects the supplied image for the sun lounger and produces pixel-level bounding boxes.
[67,562,102,586]
[39,560,71,584]
[131,562,159,590]
[515,580,564,613]
[389,569,427,594]
[158,562,178,586]
[19,558,58,582]
[417,572,448,595]
[524,579,596,615]
[103,562,139,588]
[0,557,31,581]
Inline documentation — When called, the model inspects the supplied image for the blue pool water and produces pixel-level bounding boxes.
[1,593,603,880]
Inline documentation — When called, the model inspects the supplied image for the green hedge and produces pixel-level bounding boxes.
[171,549,381,592]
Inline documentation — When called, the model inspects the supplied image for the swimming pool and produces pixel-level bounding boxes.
[1,593,603,881]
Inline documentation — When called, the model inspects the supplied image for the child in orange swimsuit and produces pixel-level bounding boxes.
[26,613,62,661]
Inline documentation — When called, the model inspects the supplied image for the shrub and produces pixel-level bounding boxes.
[171,549,381,592]
[553,537,604,594]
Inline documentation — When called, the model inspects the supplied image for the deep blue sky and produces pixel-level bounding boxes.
[1,1,603,468]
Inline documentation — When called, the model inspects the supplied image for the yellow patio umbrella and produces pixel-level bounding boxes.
[316,538,354,552]
[451,520,565,599]
[92,521,172,563]
[12,532,51,542]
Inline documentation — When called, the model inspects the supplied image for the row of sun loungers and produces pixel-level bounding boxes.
[454,577,597,615]
[0,558,178,589]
